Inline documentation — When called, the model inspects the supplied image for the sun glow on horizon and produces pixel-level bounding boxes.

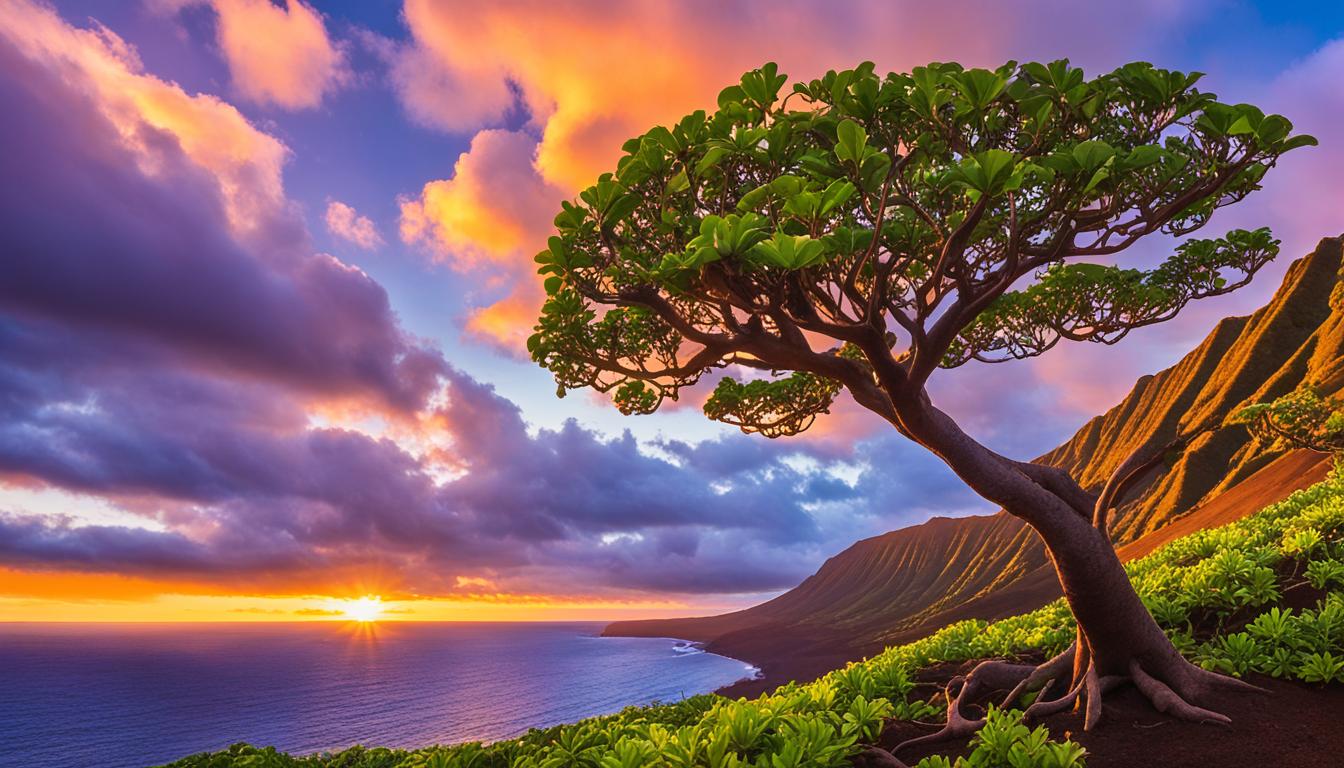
[0,568,757,621]
[339,595,384,623]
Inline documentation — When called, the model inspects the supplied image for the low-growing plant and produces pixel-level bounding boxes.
[1245,606,1295,645]
[842,695,893,743]
[1306,558,1344,590]
[1283,527,1325,558]
[1262,647,1298,678]
[1297,651,1344,684]
[950,707,1087,768]
[1199,632,1265,676]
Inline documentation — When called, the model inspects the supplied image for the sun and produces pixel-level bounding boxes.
[341,595,384,622]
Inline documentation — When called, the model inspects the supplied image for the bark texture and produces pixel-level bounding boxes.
[885,396,1263,758]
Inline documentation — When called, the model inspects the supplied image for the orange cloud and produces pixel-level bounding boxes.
[465,291,542,352]
[392,0,1206,350]
[0,566,189,602]
[157,0,348,110]
[399,129,562,351]
[400,129,562,266]
[325,200,383,249]
[388,38,515,133]
[454,575,496,590]
[0,567,722,622]
[2,0,290,240]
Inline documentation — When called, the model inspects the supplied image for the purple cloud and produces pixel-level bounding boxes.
[0,33,445,415]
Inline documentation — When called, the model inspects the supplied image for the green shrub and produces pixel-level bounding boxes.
[1306,559,1344,590]
[1297,652,1344,684]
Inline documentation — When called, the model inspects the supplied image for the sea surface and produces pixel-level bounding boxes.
[0,622,756,768]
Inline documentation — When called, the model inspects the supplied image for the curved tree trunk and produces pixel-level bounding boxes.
[1035,505,1174,678]
[884,393,1260,752]
[1033,504,1215,699]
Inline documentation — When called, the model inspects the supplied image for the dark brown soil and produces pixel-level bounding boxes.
[875,660,1344,768]
[1045,676,1344,768]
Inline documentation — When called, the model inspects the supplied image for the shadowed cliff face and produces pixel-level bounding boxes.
[605,236,1344,688]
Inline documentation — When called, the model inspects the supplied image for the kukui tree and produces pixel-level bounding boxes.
[528,59,1316,745]
[1233,386,1344,455]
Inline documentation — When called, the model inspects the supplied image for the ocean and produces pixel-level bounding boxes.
[0,622,756,768]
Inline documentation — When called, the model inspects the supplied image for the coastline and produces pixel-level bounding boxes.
[604,634,768,696]
[603,624,866,699]
[707,641,860,699]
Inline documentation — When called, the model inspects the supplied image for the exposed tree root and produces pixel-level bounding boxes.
[1021,670,1087,721]
[1187,662,1269,695]
[998,641,1077,709]
[891,658,1040,754]
[852,745,911,768]
[877,637,1265,763]
[1129,660,1231,726]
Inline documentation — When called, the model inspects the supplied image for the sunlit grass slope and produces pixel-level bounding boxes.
[164,470,1344,768]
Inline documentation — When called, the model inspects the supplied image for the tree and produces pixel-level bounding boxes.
[528,59,1316,747]
[1233,386,1344,454]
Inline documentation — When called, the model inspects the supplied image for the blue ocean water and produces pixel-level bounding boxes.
[0,622,756,768]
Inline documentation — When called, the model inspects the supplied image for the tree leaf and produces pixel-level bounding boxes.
[1071,140,1115,172]
[602,193,639,226]
[820,180,857,215]
[835,119,868,165]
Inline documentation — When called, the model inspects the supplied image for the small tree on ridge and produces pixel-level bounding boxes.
[528,59,1315,745]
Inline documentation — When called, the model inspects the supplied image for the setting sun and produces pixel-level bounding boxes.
[340,596,384,623]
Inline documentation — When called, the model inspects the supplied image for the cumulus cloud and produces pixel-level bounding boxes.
[156,0,349,110]
[392,0,1205,190]
[3,0,291,242]
[400,129,562,265]
[400,129,564,350]
[0,337,882,595]
[325,200,383,249]
[387,37,516,133]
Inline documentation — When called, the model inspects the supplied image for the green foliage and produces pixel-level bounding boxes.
[165,474,1344,768]
[1306,559,1344,590]
[948,228,1279,366]
[906,708,1087,768]
[1297,651,1344,684]
[703,373,843,438]
[963,707,1087,768]
[529,58,1312,433]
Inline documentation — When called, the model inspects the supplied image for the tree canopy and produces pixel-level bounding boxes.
[529,59,1314,438]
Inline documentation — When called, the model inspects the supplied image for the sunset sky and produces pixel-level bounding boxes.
[1,0,1342,621]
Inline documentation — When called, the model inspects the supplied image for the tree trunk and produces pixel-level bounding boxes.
[886,393,1259,744]
[1030,498,1189,684]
